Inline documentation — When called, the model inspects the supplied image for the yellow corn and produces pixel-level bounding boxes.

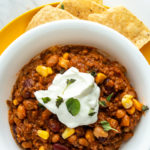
[62,128,75,139]
[37,130,49,140]
[63,53,69,59]
[36,65,53,77]
[58,57,69,69]
[122,95,133,109]
[39,146,45,150]
[127,106,135,115]
[95,73,107,84]
[13,99,19,106]
[133,99,142,111]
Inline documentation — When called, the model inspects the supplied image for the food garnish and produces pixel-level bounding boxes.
[88,108,96,116]
[60,68,65,74]
[106,92,114,101]
[42,97,51,103]
[61,4,64,10]
[56,96,64,108]
[99,100,107,107]
[90,71,97,77]
[63,79,76,93]
[66,97,80,116]
[142,105,149,111]
[100,120,118,132]
[38,103,45,110]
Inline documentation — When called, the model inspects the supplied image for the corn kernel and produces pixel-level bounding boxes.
[37,130,49,140]
[127,106,135,115]
[95,73,107,84]
[63,53,69,59]
[58,57,69,69]
[47,67,53,74]
[39,146,45,150]
[13,99,19,106]
[122,95,133,109]
[133,99,142,111]
[36,65,53,77]
[62,128,75,139]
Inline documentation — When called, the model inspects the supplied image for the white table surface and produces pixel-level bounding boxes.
[0,0,150,30]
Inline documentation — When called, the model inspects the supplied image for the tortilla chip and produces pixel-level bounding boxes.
[26,5,77,30]
[57,0,106,20]
[88,6,150,49]
[90,0,103,4]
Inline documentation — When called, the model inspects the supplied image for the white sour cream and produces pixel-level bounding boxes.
[34,67,100,128]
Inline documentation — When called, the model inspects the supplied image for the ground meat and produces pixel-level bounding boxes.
[7,45,142,150]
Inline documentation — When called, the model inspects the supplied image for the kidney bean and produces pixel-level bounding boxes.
[53,144,69,150]
[22,91,31,99]
[49,119,60,132]
[24,78,34,88]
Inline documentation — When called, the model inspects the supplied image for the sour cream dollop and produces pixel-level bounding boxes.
[34,67,100,128]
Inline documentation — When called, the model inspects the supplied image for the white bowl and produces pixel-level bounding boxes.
[0,20,150,150]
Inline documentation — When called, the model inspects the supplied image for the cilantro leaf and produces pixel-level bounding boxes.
[67,79,76,86]
[66,97,80,116]
[99,101,107,107]
[60,68,65,74]
[61,4,64,9]
[106,92,114,101]
[90,71,96,77]
[38,103,45,110]
[100,120,118,132]
[63,79,76,94]
[56,96,64,108]
[142,105,149,111]
[42,97,51,103]
[88,108,96,116]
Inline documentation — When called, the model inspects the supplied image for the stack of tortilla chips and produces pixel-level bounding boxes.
[26,0,150,49]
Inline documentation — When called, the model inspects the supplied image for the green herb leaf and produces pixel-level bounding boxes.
[61,4,64,9]
[106,92,114,101]
[63,79,76,94]
[67,79,76,86]
[100,120,118,132]
[90,71,96,77]
[42,97,51,103]
[56,96,64,108]
[142,105,149,111]
[88,108,96,116]
[99,101,107,107]
[38,103,45,110]
[60,68,65,74]
[66,97,80,116]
